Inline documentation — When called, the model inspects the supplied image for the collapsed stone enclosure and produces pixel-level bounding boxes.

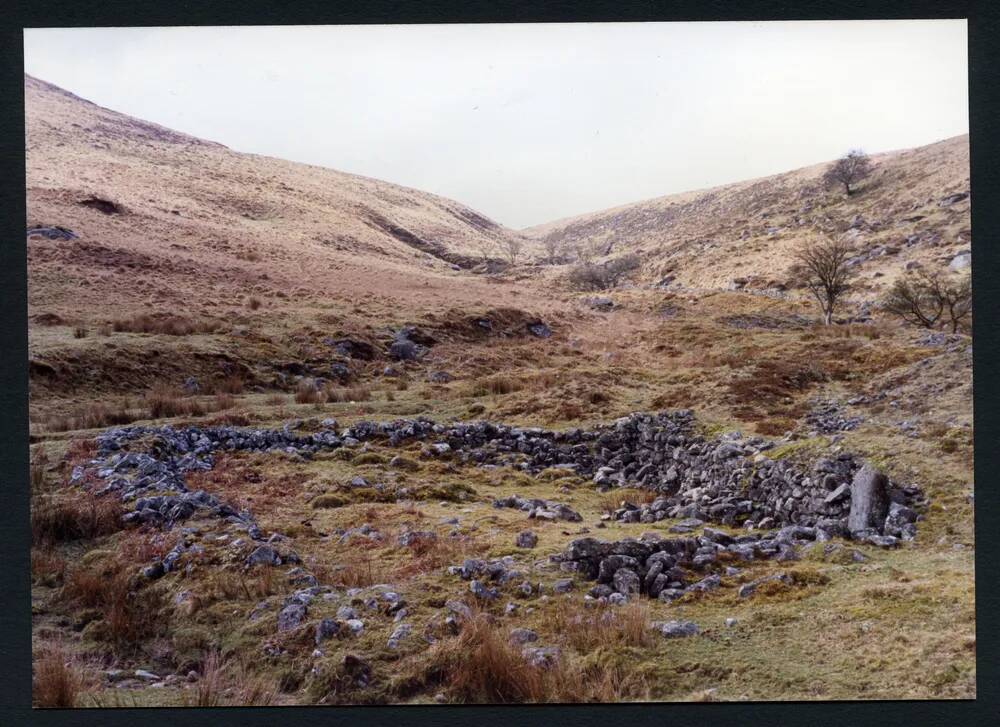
[76,410,924,582]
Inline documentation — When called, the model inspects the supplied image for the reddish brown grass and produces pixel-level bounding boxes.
[112,314,224,336]
[45,400,140,432]
[542,599,654,652]
[31,494,124,546]
[33,649,81,708]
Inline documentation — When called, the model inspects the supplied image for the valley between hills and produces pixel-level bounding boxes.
[27,74,974,705]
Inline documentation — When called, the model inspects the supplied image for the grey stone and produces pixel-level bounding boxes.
[315,618,340,644]
[848,465,890,535]
[657,620,699,638]
[277,603,307,631]
[516,531,538,549]
[553,578,574,594]
[509,627,539,645]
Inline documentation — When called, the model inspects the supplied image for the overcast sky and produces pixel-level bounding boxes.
[24,21,968,229]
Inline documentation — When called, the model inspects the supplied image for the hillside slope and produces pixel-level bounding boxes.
[25,74,554,399]
[26,73,528,306]
[524,136,971,297]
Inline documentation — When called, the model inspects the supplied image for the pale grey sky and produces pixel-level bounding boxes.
[24,21,968,229]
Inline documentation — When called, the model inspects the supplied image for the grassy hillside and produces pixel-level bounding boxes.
[524,135,970,299]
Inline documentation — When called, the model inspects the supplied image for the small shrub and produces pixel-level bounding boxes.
[72,326,88,339]
[567,254,642,291]
[247,296,262,311]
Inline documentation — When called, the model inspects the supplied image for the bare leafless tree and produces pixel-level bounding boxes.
[883,273,944,329]
[567,253,642,291]
[792,235,855,324]
[823,149,873,197]
[542,237,563,265]
[473,236,498,264]
[500,236,524,266]
[941,272,973,333]
[573,238,604,265]
[884,270,971,333]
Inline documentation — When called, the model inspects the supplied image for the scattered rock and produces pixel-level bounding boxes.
[656,620,699,638]
[509,627,538,645]
[516,530,538,549]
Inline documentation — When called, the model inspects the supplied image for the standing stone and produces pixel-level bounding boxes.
[847,465,890,535]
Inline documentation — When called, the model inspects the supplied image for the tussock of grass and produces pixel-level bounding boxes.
[112,314,225,336]
[33,649,81,708]
[396,612,651,704]
[45,400,141,432]
[542,600,655,652]
[311,493,349,509]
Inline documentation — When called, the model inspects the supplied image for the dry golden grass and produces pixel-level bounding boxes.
[31,493,123,547]
[396,533,487,578]
[321,552,388,588]
[45,400,140,432]
[294,380,323,404]
[57,532,170,652]
[596,488,657,514]
[416,614,548,703]
[146,383,207,418]
[207,567,281,603]
[325,384,372,403]
[471,374,523,396]
[31,546,67,585]
[542,600,655,652]
[190,651,226,708]
[33,649,81,708]
[402,612,651,704]
[112,313,224,336]
[213,374,246,395]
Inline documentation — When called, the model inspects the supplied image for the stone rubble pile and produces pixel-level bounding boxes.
[492,495,583,522]
[554,528,824,603]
